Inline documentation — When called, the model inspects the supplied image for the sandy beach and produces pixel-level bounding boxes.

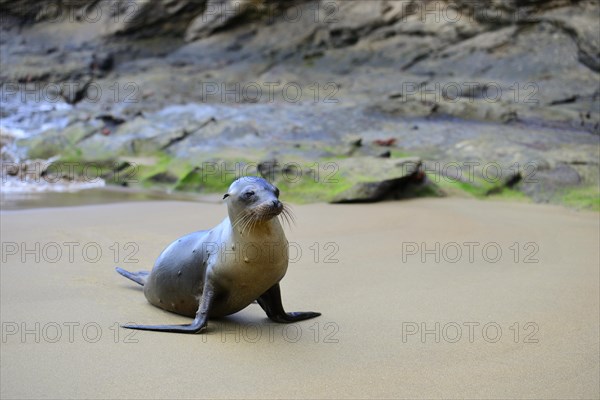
[1,198,598,399]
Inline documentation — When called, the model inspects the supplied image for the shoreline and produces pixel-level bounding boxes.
[1,183,597,213]
[0,185,224,211]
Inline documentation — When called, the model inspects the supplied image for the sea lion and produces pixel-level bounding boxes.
[115,176,320,333]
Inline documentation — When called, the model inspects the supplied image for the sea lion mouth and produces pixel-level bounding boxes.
[232,201,294,234]
[252,200,283,220]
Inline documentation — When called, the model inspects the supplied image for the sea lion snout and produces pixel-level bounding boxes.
[251,198,282,220]
[271,199,283,213]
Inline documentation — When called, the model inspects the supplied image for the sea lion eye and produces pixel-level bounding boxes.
[274,187,280,198]
[243,191,255,200]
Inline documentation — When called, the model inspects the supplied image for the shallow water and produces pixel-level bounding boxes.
[0,186,218,211]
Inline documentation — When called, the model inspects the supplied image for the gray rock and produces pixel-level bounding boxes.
[330,156,428,203]
[519,163,583,202]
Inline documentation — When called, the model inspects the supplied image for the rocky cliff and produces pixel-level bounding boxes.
[1,0,598,207]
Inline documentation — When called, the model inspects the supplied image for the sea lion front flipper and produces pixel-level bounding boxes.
[257,283,321,323]
[122,285,217,334]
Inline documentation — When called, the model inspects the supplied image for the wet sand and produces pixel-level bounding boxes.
[1,198,598,399]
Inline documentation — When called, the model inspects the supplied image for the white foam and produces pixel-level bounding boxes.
[0,177,106,194]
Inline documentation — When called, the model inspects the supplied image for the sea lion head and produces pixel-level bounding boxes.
[224,177,288,230]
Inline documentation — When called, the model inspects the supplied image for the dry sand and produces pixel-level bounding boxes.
[1,198,598,399]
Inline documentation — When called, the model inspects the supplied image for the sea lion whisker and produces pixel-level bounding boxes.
[282,204,296,226]
[284,208,294,225]
[242,213,258,235]
[250,216,259,233]
[234,213,252,235]
[239,214,251,235]
[232,213,249,230]
[279,210,292,229]
[288,211,296,225]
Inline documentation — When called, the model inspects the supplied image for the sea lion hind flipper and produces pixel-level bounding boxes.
[115,267,149,286]
[257,283,321,323]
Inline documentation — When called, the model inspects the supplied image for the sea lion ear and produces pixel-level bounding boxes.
[223,193,229,200]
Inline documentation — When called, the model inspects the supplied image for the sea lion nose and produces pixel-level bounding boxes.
[271,200,283,212]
